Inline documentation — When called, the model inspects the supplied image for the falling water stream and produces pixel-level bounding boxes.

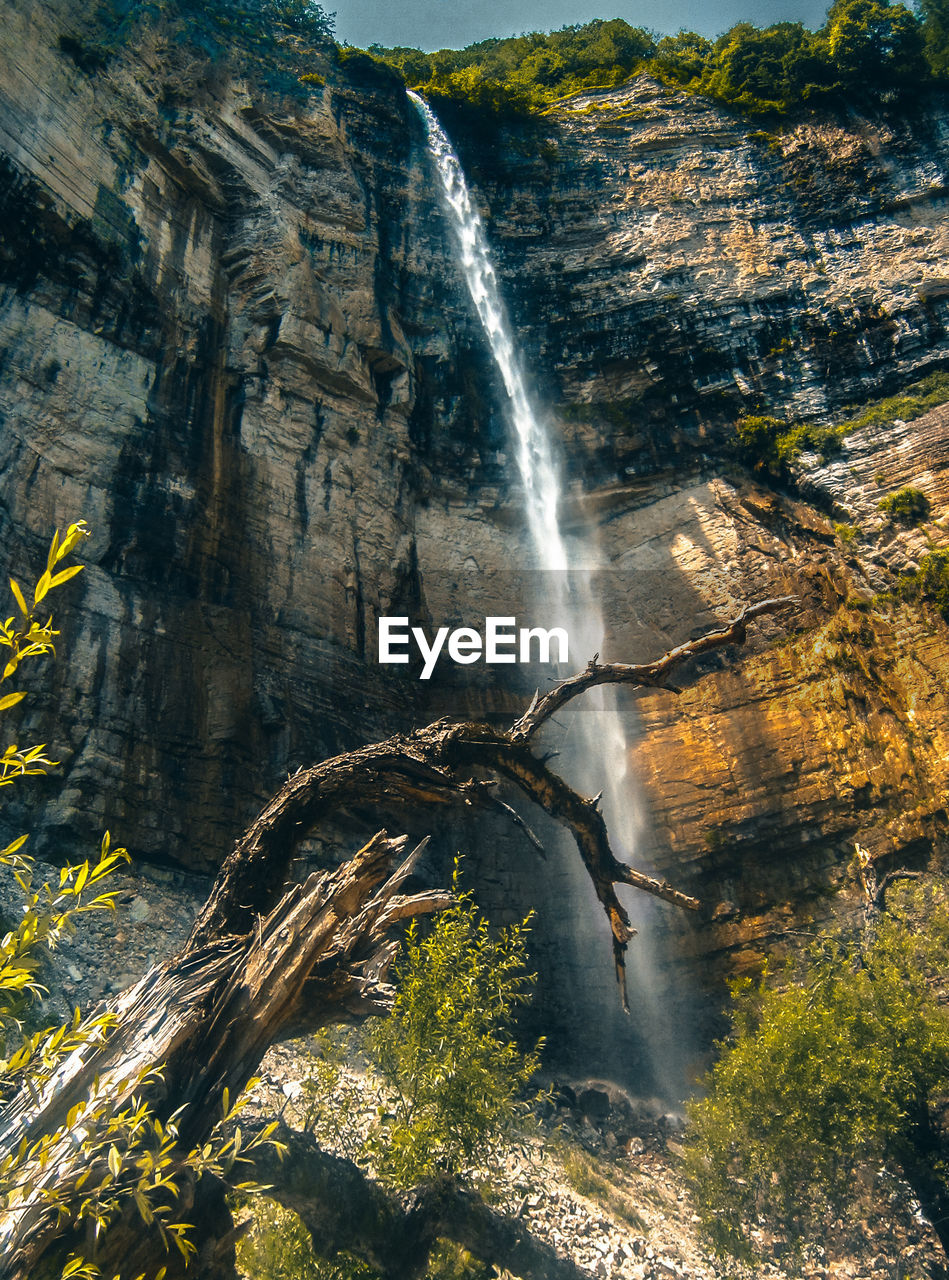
[411,93,690,1097]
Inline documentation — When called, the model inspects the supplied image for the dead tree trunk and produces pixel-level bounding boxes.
[0,598,793,1279]
[0,833,448,1279]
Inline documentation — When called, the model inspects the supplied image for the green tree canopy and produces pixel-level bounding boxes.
[824,0,927,90]
[684,877,949,1265]
[919,0,949,76]
[370,1,942,118]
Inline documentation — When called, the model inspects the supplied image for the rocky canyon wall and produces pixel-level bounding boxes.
[4,1,949,1079]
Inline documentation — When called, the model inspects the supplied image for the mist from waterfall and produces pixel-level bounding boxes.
[411,92,692,1099]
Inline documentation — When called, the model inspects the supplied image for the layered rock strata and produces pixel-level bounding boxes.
[4,3,949,1074]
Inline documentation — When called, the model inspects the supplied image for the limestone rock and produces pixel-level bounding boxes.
[5,3,949,1073]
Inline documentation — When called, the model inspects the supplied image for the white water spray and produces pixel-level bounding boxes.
[409,93,568,576]
[412,93,689,1096]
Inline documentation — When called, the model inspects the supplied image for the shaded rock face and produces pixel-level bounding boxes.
[5,3,949,1082]
[0,0,468,868]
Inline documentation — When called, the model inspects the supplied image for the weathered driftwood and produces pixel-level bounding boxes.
[0,833,448,1280]
[0,598,793,1278]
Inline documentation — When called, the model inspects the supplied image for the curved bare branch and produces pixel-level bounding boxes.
[511,596,797,741]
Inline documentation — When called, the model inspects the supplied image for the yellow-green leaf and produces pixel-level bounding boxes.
[9,579,27,617]
[33,571,52,607]
[48,565,84,591]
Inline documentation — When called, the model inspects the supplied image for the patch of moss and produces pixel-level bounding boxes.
[898,548,949,618]
[878,486,931,524]
[837,370,949,434]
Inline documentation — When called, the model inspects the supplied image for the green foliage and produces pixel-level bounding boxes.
[896,547,949,617]
[366,861,543,1188]
[824,0,927,92]
[0,522,111,1046]
[237,1195,377,1279]
[238,884,544,1279]
[369,1,944,121]
[684,878,949,1263]
[0,525,279,1279]
[734,414,845,476]
[236,1196,489,1280]
[836,369,949,432]
[699,21,830,113]
[878,484,931,522]
[734,370,949,482]
[375,20,655,111]
[920,0,949,75]
[650,31,714,87]
[833,521,860,544]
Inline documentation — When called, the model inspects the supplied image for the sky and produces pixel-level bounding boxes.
[331,0,833,52]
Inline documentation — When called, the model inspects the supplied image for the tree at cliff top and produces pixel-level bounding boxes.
[0,510,794,1278]
[920,0,949,75]
[370,0,943,117]
[685,861,949,1267]
[366,865,543,1189]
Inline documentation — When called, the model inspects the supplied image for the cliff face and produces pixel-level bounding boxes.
[462,76,949,483]
[4,2,949,1078]
[0,1,449,867]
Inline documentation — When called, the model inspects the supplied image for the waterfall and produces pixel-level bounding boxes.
[408,93,567,576]
[411,92,690,1098]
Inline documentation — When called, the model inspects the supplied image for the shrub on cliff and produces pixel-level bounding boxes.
[235,865,544,1277]
[878,485,931,523]
[734,414,844,476]
[897,547,949,617]
[684,878,949,1265]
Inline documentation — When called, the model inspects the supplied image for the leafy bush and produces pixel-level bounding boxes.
[734,414,845,476]
[366,862,543,1188]
[237,1195,377,1279]
[897,547,949,616]
[833,521,860,544]
[237,870,543,1276]
[684,878,949,1264]
[878,485,931,523]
